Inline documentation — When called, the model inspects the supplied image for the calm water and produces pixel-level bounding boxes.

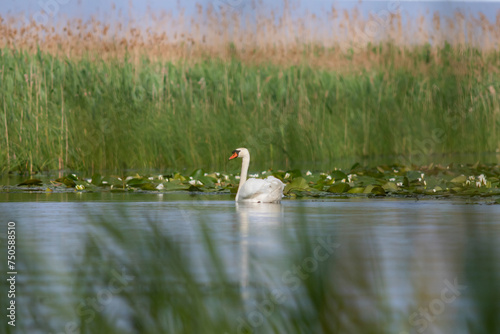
[1,193,500,333]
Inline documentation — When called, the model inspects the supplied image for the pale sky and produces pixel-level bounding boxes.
[0,0,498,24]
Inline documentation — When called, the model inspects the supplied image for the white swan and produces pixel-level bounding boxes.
[229,148,285,203]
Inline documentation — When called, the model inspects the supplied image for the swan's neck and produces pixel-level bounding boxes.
[236,155,250,200]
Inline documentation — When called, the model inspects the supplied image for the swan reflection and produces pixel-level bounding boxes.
[236,202,284,300]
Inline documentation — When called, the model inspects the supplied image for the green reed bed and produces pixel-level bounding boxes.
[0,46,499,174]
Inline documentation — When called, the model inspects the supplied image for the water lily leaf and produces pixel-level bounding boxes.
[404,171,418,181]
[91,174,102,185]
[66,173,78,181]
[196,176,214,186]
[331,170,347,181]
[363,185,386,195]
[55,177,76,187]
[327,183,350,193]
[284,177,309,194]
[347,187,365,194]
[403,176,410,187]
[382,182,398,192]
[451,175,467,184]
[190,169,204,179]
[495,198,500,204]
[173,173,186,181]
[140,183,158,191]
[287,169,302,179]
[164,181,190,191]
[188,185,202,192]
[127,178,149,187]
[18,179,43,186]
[100,176,122,187]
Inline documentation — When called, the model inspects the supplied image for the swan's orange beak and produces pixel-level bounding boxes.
[229,152,238,160]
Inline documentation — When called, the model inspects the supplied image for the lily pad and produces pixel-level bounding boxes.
[363,185,386,195]
[327,183,350,193]
[18,179,43,186]
[382,182,398,192]
[284,177,309,194]
[331,170,347,181]
[451,175,467,184]
[347,187,365,194]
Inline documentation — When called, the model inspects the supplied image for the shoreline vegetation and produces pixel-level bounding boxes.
[0,3,499,174]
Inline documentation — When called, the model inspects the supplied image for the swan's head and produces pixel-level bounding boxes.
[229,148,250,160]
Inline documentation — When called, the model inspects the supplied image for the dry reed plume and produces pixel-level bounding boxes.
[0,1,499,70]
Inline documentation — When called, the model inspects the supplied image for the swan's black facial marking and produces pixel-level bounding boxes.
[229,149,240,160]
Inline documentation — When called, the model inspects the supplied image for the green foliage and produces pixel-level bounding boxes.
[0,47,499,174]
[10,162,500,202]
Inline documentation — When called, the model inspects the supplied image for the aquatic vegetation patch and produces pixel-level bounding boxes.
[9,162,500,202]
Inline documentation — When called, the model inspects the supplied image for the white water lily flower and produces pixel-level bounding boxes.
[478,174,487,185]
[421,173,425,179]
[469,175,475,180]
[389,178,396,182]
[284,173,291,179]
[102,181,108,184]
[397,182,403,187]
[417,178,422,182]
[250,174,259,178]
[433,188,437,192]
[347,174,354,182]
[394,169,399,173]
[476,181,482,188]
[148,177,154,180]
[158,175,164,180]
[76,184,85,190]
[326,175,332,180]
[156,183,164,190]
[224,174,229,180]
[306,171,312,176]
[118,177,122,181]
[125,176,134,181]
[189,180,203,186]
[85,179,92,183]
[423,181,427,186]
[465,180,471,186]
[262,171,267,174]
[341,179,346,183]
[235,176,240,180]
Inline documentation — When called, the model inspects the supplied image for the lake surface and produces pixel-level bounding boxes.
[1,193,500,333]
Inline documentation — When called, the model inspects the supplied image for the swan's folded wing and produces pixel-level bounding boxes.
[238,177,284,202]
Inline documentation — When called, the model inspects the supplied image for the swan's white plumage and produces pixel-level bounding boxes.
[237,176,284,203]
[229,148,284,203]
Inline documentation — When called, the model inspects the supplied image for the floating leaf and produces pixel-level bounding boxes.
[140,183,158,191]
[327,183,350,193]
[284,177,309,194]
[18,179,43,186]
[451,175,467,184]
[363,185,386,195]
[347,187,365,194]
[382,182,398,192]
[55,177,76,187]
[331,170,347,181]
[91,174,102,186]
